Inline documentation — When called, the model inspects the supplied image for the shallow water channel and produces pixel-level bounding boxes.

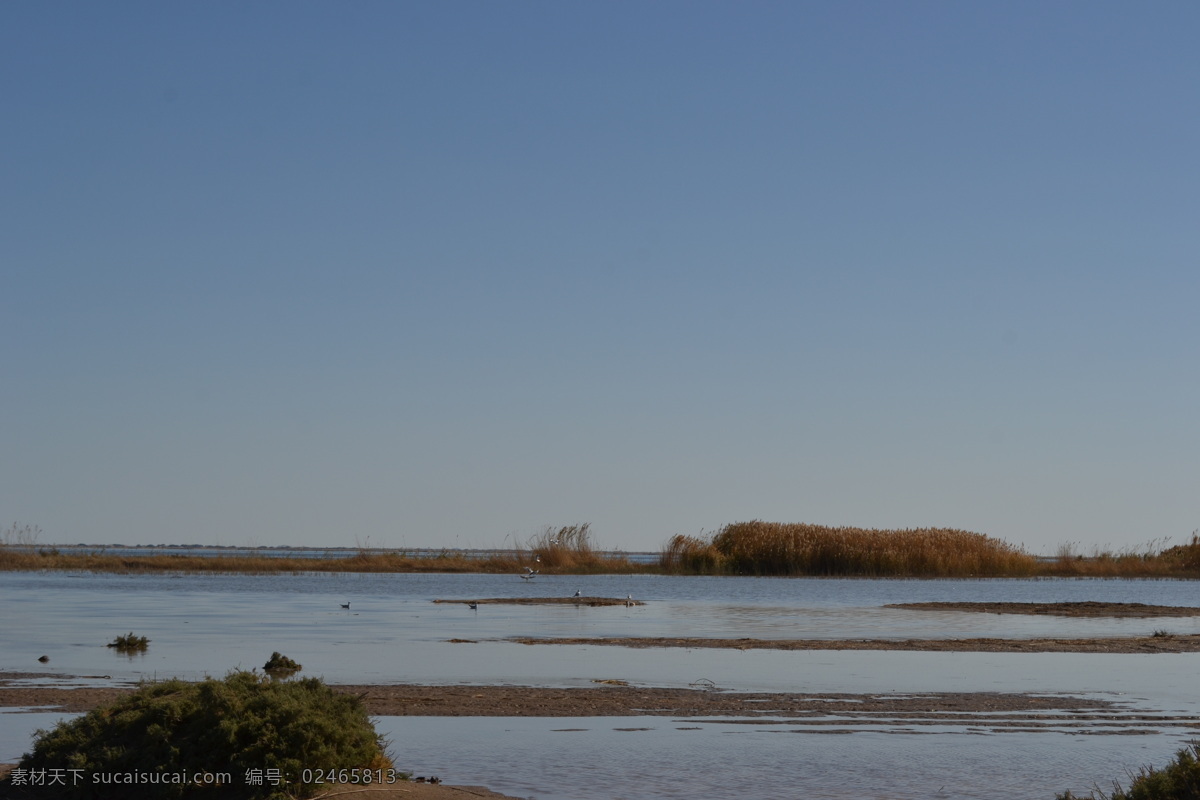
[2,572,1200,798]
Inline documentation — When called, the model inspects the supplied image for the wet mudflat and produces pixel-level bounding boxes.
[887,601,1200,617]
[509,632,1200,653]
[433,596,641,606]
[0,675,1143,719]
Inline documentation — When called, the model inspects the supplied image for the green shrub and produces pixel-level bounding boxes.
[1058,742,1200,799]
[263,652,301,675]
[8,670,392,799]
[106,632,150,652]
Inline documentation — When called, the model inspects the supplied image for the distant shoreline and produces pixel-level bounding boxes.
[3,542,1199,579]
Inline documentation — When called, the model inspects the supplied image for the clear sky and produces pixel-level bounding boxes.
[2,2,1197,554]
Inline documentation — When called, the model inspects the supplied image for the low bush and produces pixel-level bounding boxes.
[1057,742,1200,799]
[7,670,392,799]
[106,632,150,652]
[263,652,301,675]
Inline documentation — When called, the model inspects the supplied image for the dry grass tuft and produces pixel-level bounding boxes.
[1044,533,1200,578]
[526,523,591,569]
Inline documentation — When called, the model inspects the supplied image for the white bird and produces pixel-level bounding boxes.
[468,601,478,610]
[520,567,538,580]
[625,594,633,607]
[573,589,582,597]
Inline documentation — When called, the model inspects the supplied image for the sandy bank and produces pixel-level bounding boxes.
[509,632,1200,653]
[0,675,1149,718]
[433,596,641,607]
[885,601,1200,617]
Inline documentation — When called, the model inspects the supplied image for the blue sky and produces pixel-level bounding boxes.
[3,2,1197,553]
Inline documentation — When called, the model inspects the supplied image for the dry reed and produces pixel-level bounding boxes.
[663,521,1039,577]
[1043,532,1200,578]
[662,522,1200,578]
[515,523,630,573]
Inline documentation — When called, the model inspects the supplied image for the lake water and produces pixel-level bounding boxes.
[2,571,1200,798]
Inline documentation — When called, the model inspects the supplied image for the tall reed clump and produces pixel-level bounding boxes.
[521,524,631,572]
[667,521,1039,577]
[660,534,725,573]
[1046,534,1200,578]
[1,522,42,547]
[0,523,44,570]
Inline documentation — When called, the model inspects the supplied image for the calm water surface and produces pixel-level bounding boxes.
[2,572,1199,798]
